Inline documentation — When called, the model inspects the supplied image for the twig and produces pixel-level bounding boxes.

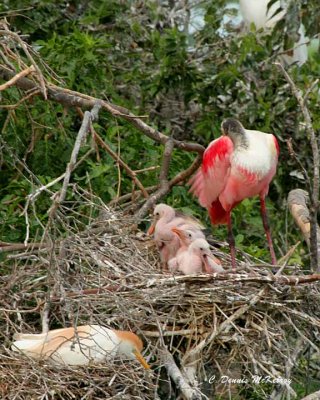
[48,102,102,217]
[160,347,202,400]
[0,67,205,154]
[134,138,174,220]
[41,301,50,334]
[0,30,47,98]
[144,272,320,287]
[134,148,202,221]
[0,64,35,91]
[0,88,41,109]
[92,130,149,199]
[0,242,46,253]
[108,185,157,206]
[275,62,320,271]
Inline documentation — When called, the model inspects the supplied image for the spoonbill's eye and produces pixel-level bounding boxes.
[155,212,160,216]
[188,233,192,238]
[199,247,203,251]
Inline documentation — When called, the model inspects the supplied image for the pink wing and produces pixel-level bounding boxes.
[189,136,233,209]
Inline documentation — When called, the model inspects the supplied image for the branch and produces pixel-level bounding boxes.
[0,67,205,155]
[0,242,46,253]
[161,347,202,400]
[144,272,320,287]
[48,102,102,217]
[0,65,35,91]
[0,29,47,98]
[134,151,202,221]
[275,62,320,271]
[92,130,149,199]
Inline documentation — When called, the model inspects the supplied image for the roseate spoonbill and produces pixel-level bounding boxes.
[239,0,307,66]
[168,238,224,275]
[147,203,203,236]
[12,325,150,368]
[147,203,204,269]
[189,118,279,269]
[170,227,223,273]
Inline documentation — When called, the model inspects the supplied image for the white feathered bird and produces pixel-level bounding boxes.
[11,324,150,368]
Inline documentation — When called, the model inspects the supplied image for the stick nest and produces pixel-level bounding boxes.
[1,187,320,399]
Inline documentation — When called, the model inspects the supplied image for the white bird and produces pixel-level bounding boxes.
[168,238,224,275]
[239,0,308,66]
[11,325,150,368]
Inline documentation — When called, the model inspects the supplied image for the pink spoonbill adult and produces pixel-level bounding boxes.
[189,118,279,269]
[11,324,150,368]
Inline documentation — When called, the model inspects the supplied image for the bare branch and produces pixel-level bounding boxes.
[48,102,102,217]
[0,65,35,91]
[275,62,320,271]
[160,347,202,400]
[0,66,205,155]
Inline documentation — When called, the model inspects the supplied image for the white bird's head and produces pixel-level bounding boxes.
[115,330,150,369]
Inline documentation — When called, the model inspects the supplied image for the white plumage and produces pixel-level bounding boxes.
[12,325,150,368]
[239,0,308,66]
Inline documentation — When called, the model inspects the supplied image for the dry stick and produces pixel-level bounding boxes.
[0,88,41,109]
[288,189,320,258]
[25,149,95,203]
[48,102,102,217]
[134,146,202,220]
[41,301,50,334]
[0,67,205,155]
[0,242,45,253]
[0,64,35,91]
[161,347,202,400]
[0,30,47,99]
[275,62,320,271]
[155,316,202,400]
[108,185,158,206]
[75,107,149,199]
[47,272,320,302]
[92,130,149,199]
[144,272,320,287]
[134,138,174,220]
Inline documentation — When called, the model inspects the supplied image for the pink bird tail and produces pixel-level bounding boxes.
[209,200,228,225]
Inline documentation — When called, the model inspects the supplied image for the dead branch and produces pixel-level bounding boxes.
[160,347,202,400]
[48,102,102,217]
[0,66,205,155]
[0,65,35,91]
[0,28,47,98]
[0,242,46,253]
[276,62,320,271]
[144,272,320,287]
[93,130,149,199]
[134,147,202,221]
[134,138,174,219]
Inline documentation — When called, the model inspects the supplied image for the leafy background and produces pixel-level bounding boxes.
[0,0,319,266]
